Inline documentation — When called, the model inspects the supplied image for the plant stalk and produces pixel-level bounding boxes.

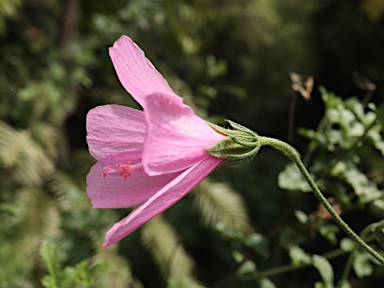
[258,136,384,265]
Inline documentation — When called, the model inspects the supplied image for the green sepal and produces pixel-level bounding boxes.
[206,120,260,161]
[206,136,255,160]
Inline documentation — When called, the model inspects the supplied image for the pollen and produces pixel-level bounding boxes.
[102,161,136,178]
[116,161,134,178]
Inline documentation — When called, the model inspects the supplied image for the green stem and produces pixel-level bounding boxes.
[337,248,355,288]
[337,224,380,288]
[258,136,384,265]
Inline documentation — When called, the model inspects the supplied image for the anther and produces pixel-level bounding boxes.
[102,158,144,178]
[116,162,134,178]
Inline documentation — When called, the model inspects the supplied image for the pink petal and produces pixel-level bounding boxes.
[109,35,175,108]
[103,155,224,246]
[142,92,225,175]
[86,105,146,160]
[87,151,181,209]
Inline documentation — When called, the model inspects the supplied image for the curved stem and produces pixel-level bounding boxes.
[258,136,384,265]
[337,224,380,287]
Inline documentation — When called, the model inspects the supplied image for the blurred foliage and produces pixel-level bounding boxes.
[40,240,110,288]
[361,0,384,21]
[1,0,384,287]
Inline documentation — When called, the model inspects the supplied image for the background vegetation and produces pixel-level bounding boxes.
[1,0,384,287]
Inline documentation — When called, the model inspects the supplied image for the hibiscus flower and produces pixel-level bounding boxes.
[86,36,226,247]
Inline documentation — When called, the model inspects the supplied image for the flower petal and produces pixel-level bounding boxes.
[109,35,175,107]
[103,155,224,246]
[86,152,181,209]
[86,105,146,160]
[142,92,225,175]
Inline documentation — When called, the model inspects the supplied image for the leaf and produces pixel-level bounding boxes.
[312,254,334,286]
[289,246,311,266]
[373,199,384,210]
[318,224,339,245]
[278,163,311,192]
[294,210,308,224]
[260,278,276,288]
[92,246,135,288]
[340,238,355,252]
[330,159,381,204]
[341,166,381,203]
[244,233,269,258]
[353,252,373,278]
[40,240,62,288]
[376,102,384,126]
[237,260,256,276]
[167,277,197,288]
[367,129,384,156]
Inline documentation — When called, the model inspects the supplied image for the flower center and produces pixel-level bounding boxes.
[102,158,143,178]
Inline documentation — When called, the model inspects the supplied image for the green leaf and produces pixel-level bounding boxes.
[341,166,381,203]
[40,241,62,288]
[237,260,256,276]
[368,129,384,156]
[331,159,381,204]
[260,278,276,288]
[373,199,384,210]
[318,224,339,245]
[375,102,384,126]
[312,254,334,285]
[340,238,355,252]
[314,282,325,288]
[289,246,311,266]
[278,163,311,192]
[339,282,352,288]
[353,252,373,278]
[372,221,384,249]
[167,277,196,288]
[215,223,245,241]
[244,233,269,258]
[294,210,308,224]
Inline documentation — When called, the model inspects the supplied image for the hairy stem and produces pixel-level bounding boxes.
[258,136,384,265]
[337,224,380,287]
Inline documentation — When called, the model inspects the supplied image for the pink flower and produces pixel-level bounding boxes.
[86,36,226,247]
